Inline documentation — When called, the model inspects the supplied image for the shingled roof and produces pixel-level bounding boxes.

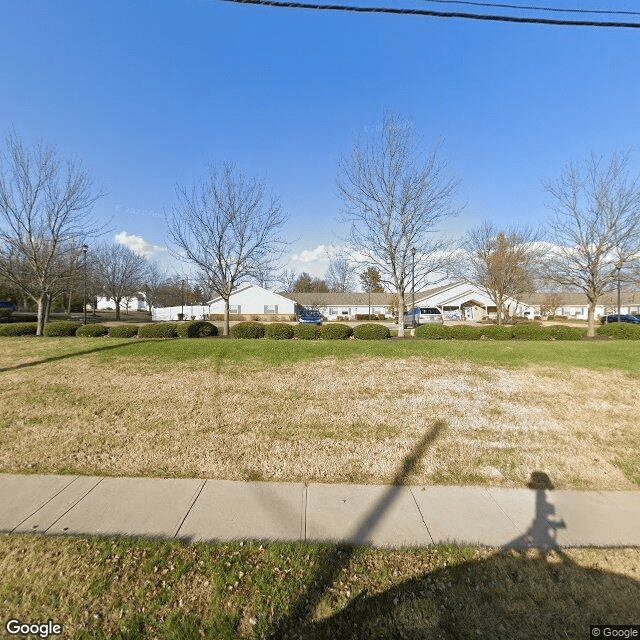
[281,283,453,307]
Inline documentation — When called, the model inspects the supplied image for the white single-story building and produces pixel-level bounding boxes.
[152,284,297,321]
[288,282,514,321]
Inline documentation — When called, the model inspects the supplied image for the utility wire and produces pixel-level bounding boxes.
[421,0,640,17]
[218,0,640,27]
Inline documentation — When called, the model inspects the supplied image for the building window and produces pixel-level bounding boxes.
[264,305,278,314]
[229,305,241,314]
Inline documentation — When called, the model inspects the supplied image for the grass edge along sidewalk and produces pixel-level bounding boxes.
[1,460,639,639]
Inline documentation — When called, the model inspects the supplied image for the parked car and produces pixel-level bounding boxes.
[403,307,444,328]
[600,314,640,325]
[0,301,17,310]
[298,310,323,325]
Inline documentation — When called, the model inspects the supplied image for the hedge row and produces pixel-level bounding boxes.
[414,324,587,340]
[596,323,640,339]
[228,322,391,340]
[0,322,38,336]
[3,320,640,341]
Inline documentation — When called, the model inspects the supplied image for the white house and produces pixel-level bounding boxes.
[151,284,297,321]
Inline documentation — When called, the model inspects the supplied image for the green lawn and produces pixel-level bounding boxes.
[2,335,639,377]
[0,535,637,640]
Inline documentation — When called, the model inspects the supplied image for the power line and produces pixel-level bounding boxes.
[421,0,640,17]
[218,0,640,27]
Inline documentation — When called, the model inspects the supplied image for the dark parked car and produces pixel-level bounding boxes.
[0,301,17,310]
[600,314,640,325]
[298,310,323,325]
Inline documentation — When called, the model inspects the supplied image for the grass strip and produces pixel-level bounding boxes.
[2,337,639,376]
[0,535,638,640]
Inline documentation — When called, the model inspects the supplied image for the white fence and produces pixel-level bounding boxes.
[152,305,211,321]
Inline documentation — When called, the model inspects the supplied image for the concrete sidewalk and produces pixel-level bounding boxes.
[1,473,638,548]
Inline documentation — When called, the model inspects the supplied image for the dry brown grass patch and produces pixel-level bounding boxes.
[1,355,638,489]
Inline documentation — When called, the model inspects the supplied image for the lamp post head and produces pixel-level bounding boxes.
[81,244,88,254]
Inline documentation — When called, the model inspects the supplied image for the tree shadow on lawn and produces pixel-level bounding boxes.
[266,455,639,640]
[0,340,155,373]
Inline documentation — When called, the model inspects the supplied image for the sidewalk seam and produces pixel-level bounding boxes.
[10,475,81,534]
[174,479,207,539]
[484,488,521,536]
[42,477,105,533]
[409,487,434,545]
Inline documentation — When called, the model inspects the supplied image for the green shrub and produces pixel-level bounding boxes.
[596,323,640,339]
[508,324,549,340]
[177,320,217,338]
[108,325,139,338]
[448,325,483,340]
[76,324,109,337]
[546,325,587,341]
[265,323,294,340]
[0,322,38,336]
[321,323,353,340]
[137,323,178,338]
[352,323,390,340]
[43,321,81,337]
[414,325,453,339]
[229,322,265,339]
[478,326,512,340]
[293,324,321,340]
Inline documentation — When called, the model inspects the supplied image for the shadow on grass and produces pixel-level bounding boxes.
[267,470,639,639]
[265,421,446,640]
[0,340,154,373]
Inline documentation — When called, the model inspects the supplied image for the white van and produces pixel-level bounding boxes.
[403,307,444,327]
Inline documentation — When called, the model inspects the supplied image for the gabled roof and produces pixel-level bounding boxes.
[206,283,296,306]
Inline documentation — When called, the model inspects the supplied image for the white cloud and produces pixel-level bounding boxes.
[290,244,332,264]
[115,231,165,259]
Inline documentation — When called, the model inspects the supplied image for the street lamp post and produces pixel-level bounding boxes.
[411,247,416,330]
[181,279,185,320]
[81,245,88,325]
[616,261,623,322]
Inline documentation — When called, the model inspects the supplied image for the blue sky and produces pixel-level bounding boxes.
[2,0,640,279]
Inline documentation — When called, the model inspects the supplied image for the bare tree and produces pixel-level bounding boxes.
[540,292,562,318]
[276,268,298,294]
[337,111,459,337]
[141,261,165,313]
[167,163,288,335]
[0,131,105,334]
[95,243,149,320]
[543,151,640,337]
[458,222,543,325]
[325,253,357,293]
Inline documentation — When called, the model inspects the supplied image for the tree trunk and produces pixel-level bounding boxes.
[44,296,51,325]
[496,295,503,326]
[115,297,121,321]
[66,291,72,317]
[223,298,230,336]
[587,299,596,337]
[36,295,47,336]
[397,292,405,338]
